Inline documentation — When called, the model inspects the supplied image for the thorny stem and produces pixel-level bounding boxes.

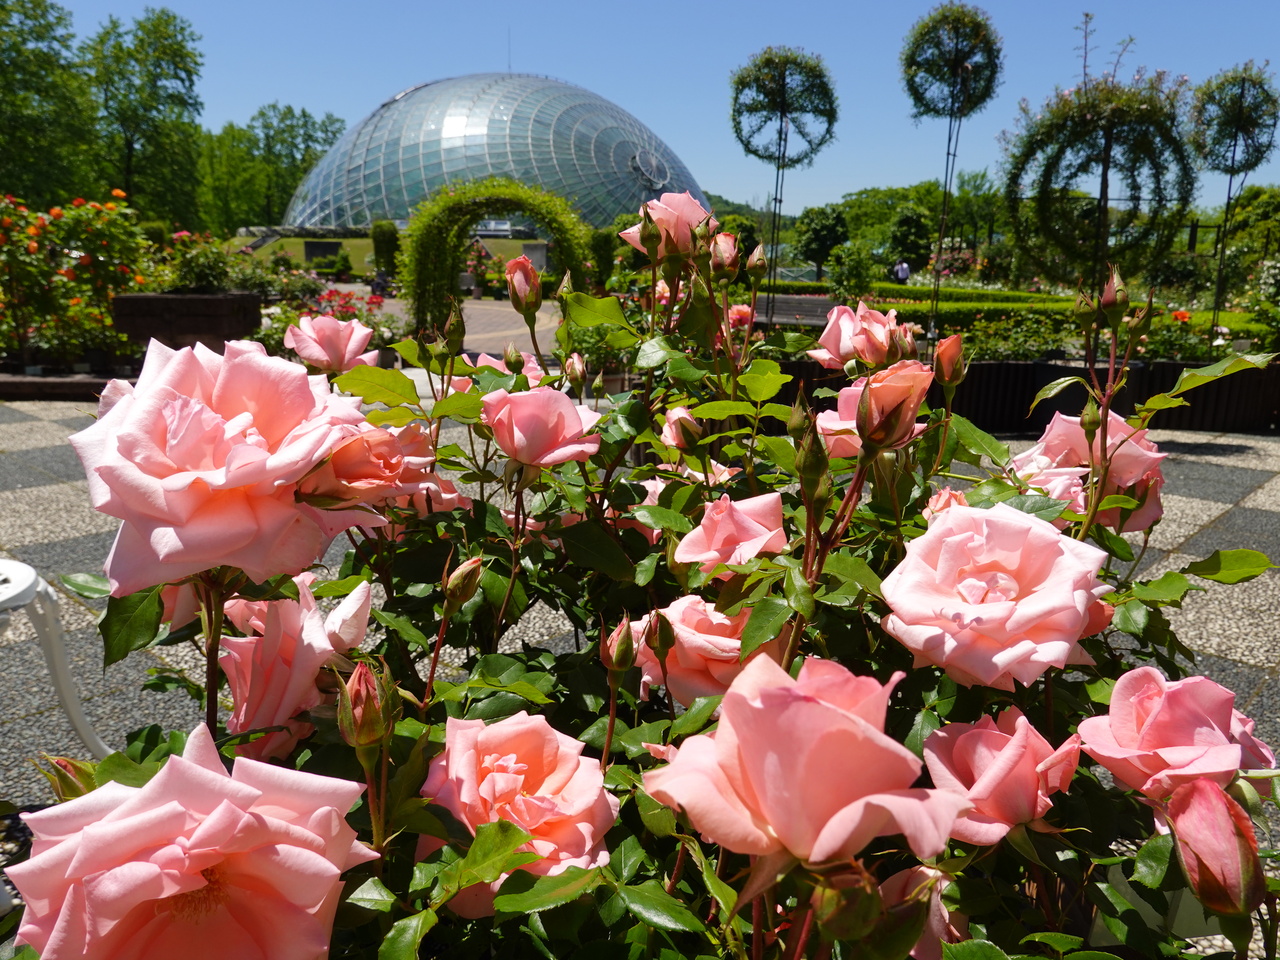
[492,489,526,652]
[781,903,814,960]
[424,614,452,707]
[665,843,688,896]
[752,896,765,960]
[196,568,240,738]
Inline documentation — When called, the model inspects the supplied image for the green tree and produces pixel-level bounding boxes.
[250,103,345,225]
[792,204,847,280]
[0,0,95,204]
[888,203,934,270]
[80,7,204,225]
[196,122,265,237]
[842,184,941,254]
[952,168,1003,248]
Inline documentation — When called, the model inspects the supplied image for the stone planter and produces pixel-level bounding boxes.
[111,293,262,352]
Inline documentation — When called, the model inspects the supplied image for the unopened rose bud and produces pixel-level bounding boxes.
[37,754,97,802]
[796,429,829,488]
[745,244,767,285]
[660,407,703,449]
[810,863,882,941]
[639,206,662,262]
[1100,265,1129,328]
[1080,398,1101,450]
[709,232,739,284]
[555,270,573,300]
[592,371,604,396]
[444,556,484,616]
[602,619,635,674]
[1170,779,1266,917]
[787,394,811,442]
[505,256,542,321]
[856,360,934,453]
[647,610,675,660]
[446,303,466,353]
[337,661,396,750]
[934,334,966,387]
[891,327,917,362]
[504,342,524,374]
[566,352,586,391]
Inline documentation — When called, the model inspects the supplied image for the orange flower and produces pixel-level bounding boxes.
[49,207,63,219]
[79,254,91,265]
[110,188,126,198]
[134,275,146,284]
[26,225,39,236]
[72,198,85,207]
[0,217,11,228]
[26,241,39,254]
[69,297,82,306]
[104,202,116,211]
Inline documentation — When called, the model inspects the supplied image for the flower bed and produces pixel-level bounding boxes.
[2,202,1278,960]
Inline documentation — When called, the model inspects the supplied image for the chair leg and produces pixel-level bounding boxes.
[30,579,112,760]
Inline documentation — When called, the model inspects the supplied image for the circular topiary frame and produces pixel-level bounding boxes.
[900,2,1003,121]
[729,47,838,170]
[400,178,592,337]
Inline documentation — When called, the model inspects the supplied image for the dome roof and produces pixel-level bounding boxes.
[285,73,708,229]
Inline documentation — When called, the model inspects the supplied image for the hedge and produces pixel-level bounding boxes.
[756,279,1074,305]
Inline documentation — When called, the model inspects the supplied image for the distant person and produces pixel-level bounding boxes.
[893,259,911,284]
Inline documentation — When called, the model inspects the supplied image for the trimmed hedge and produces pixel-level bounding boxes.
[866,281,1074,305]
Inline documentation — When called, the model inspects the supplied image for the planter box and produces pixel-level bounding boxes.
[112,293,261,352]
[777,358,1280,435]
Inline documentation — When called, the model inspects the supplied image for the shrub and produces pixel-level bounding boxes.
[827,240,879,303]
[370,220,400,276]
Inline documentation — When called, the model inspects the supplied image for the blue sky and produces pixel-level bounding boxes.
[60,0,1280,216]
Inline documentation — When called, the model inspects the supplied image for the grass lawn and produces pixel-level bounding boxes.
[224,236,375,272]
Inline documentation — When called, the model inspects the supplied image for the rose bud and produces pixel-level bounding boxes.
[566,352,586,392]
[660,406,703,449]
[337,661,396,750]
[505,255,542,321]
[602,619,635,674]
[855,360,934,452]
[1169,778,1265,917]
[745,243,767,284]
[709,232,739,284]
[444,556,484,617]
[37,755,97,802]
[934,334,966,388]
[1100,264,1129,328]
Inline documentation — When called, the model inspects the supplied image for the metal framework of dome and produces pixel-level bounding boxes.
[284,73,708,229]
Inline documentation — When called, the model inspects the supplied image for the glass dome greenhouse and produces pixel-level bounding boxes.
[284,73,709,229]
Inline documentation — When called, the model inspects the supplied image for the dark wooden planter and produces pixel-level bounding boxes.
[777,358,1280,435]
[112,293,261,352]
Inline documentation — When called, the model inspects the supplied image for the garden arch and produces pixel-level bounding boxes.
[400,178,592,336]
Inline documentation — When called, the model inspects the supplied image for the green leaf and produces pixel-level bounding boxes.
[1028,376,1088,413]
[1085,677,1115,705]
[94,751,160,788]
[756,435,796,474]
[998,494,1070,523]
[310,575,372,598]
[671,696,721,738]
[457,820,539,887]
[631,505,694,534]
[371,609,431,649]
[1111,600,1149,636]
[823,552,883,598]
[783,562,815,619]
[1096,494,1140,511]
[1089,524,1135,562]
[635,789,676,837]
[738,597,790,660]
[1182,549,1276,584]
[348,876,397,913]
[1166,352,1276,397]
[559,521,635,581]
[905,708,942,758]
[493,867,601,914]
[564,291,632,329]
[366,406,421,428]
[635,337,682,369]
[690,400,757,419]
[99,586,164,669]
[1019,932,1084,953]
[1132,393,1190,420]
[430,391,484,421]
[1131,571,1197,603]
[334,365,421,407]
[738,359,791,403]
[61,572,112,599]
[378,909,438,960]
[951,414,1010,466]
[666,355,708,381]
[941,940,1012,959]
[391,339,423,367]
[1131,833,1174,889]
[616,880,706,932]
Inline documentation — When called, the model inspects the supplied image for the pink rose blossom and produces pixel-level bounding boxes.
[1168,779,1266,916]
[923,486,969,522]
[481,387,602,466]
[221,574,373,760]
[296,426,404,506]
[857,360,933,451]
[807,301,899,370]
[1076,667,1275,799]
[69,340,369,595]
[1010,411,1165,532]
[619,191,717,260]
[674,492,786,576]
[284,314,378,374]
[631,595,777,706]
[880,503,1112,690]
[816,381,865,459]
[473,351,543,385]
[660,406,702,448]
[5,724,378,960]
[418,712,619,917]
[643,656,971,863]
[924,707,1080,844]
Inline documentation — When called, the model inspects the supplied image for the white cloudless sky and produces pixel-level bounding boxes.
[59,0,1280,216]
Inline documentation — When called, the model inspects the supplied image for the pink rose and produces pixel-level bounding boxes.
[5,724,378,960]
[1076,667,1275,799]
[816,381,865,459]
[923,486,968,522]
[284,314,378,374]
[1168,779,1266,917]
[1010,411,1165,532]
[880,503,1112,690]
[619,191,717,260]
[481,387,602,466]
[878,867,969,960]
[221,574,373,760]
[673,492,786,577]
[474,351,543,385]
[924,707,1080,844]
[660,406,702,448]
[631,595,777,706]
[933,333,965,386]
[663,458,742,485]
[643,656,971,863]
[68,340,369,595]
[418,712,619,917]
[297,426,404,506]
[857,360,933,451]
[504,255,541,316]
[807,301,899,370]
